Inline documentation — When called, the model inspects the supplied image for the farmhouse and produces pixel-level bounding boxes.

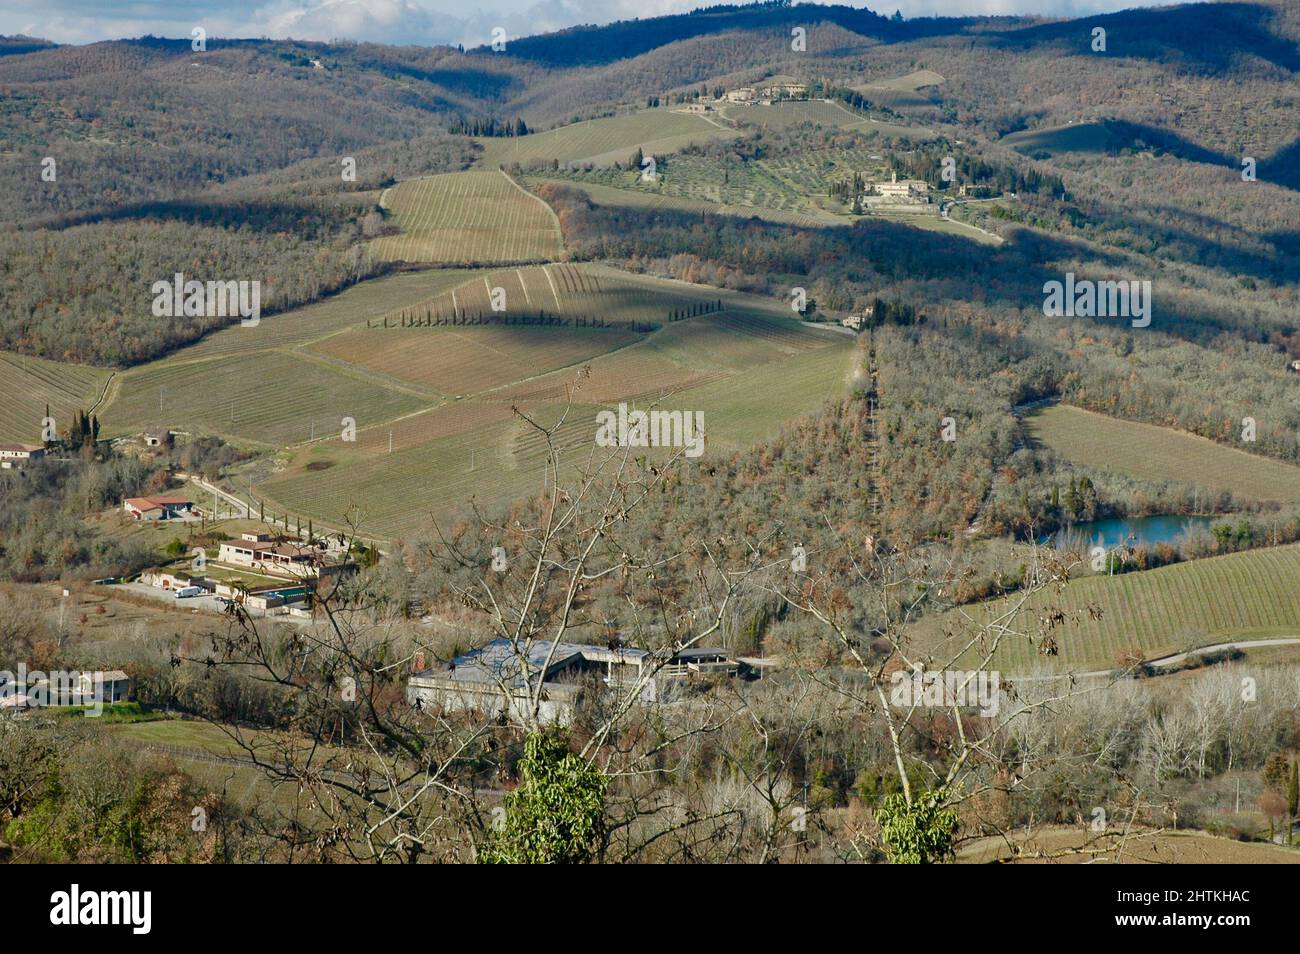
[218,540,316,572]
[122,495,194,521]
[761,80,809,99]
[840,304,873,331]
[0,442,45,469]
[0,670,130,708]
[866,171,931,204]
[84,670,131,703]
[142,569,211,592]
[683,102,713,113]
[141,428,173,448]
[407,638,742,725]
[407,638,654,725]
[241,584,310,612]
[725,87,756,103]
[1289,358,1300,373]
[216,538,354,582]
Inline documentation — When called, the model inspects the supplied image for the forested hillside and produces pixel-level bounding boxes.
[2,1,1296,367]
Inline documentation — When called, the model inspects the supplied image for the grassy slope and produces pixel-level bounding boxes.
[98,270,479,445]
[371,170,564,265]
[526,176,839,225]
[957,826,1300,864]
[474,109,737,168]
[258,273,852,538]
[1027,404,1300,503]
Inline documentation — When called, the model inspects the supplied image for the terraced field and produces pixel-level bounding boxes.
[914,545,1300,673]
[1027,404,1300,503]
[0,351,110,444]
[475,109,737,169]
[370,170,563,265]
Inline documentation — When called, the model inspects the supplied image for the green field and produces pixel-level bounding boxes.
[852,69,945,111]
[541,142,890,223]
[860,69,946,92]
[102,351,432,447]
[1027,404,1300,503]
[88,259,852,540]
[172,269,476,362]
[526,176,838,226]
[262,335,851,537]
[370,170,563,265]
[98,269,481,445]
[475,109,737,169]
[111,719,346,817]
[913,545,1300,673]
[257,275,852,537]
[720,100,934,139]
[0,351,110,444]
[313,323,641,398]
[1002,121,1129,157]
[380,263,777,329]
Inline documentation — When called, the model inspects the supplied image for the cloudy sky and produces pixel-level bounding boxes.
[0,0,1161,47]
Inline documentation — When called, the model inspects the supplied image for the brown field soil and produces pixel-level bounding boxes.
[957,826,1300,864]
[311,324,640,397]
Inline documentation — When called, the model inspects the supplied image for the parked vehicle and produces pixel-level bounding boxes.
[174,585,203,599]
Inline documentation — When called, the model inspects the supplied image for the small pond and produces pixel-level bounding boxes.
[1040,514,1218,549]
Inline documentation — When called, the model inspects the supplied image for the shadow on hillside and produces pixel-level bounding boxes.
[1261,139,1300,191]
[477,1,1299,76]
[985,2,1300,74]
[1007,119,1233,167]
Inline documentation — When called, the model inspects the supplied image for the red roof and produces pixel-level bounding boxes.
[124,495,192,510]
